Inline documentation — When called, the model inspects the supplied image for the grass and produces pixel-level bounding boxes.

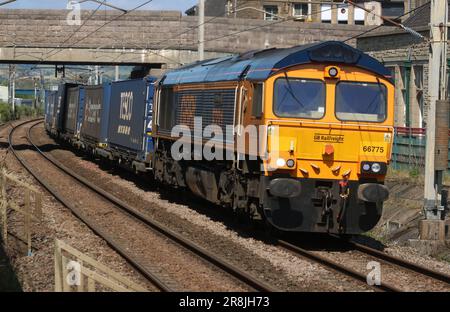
[386,167,424,185]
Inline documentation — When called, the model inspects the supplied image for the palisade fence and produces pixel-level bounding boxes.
[391,127,450,171]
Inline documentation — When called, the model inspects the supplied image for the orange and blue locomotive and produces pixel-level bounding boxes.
[152,41,394,234]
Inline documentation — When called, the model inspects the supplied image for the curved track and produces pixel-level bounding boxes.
[10,119,278,292]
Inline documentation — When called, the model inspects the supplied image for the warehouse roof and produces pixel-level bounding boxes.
[161,41,390,85]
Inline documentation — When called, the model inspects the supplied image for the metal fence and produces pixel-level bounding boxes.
[391,127,450,172]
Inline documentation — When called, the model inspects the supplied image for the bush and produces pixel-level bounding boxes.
[0,101,43,123]
[409,167,420,178]
[0,102,13,123]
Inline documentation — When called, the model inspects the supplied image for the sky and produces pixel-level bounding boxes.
[1,0,198,12]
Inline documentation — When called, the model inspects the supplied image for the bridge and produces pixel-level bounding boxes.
[0,9,387,69]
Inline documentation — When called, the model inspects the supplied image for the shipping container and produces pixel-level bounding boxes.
[63,86,85,140]
[53,83,79,136]
[107,77,155,165]
[80,84,111,147]
[44,91,58,133]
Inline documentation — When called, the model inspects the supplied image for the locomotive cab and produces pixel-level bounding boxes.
[261,62,394,234]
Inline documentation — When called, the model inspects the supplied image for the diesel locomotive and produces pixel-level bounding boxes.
[45,41,394,235]
[152,41,394,234]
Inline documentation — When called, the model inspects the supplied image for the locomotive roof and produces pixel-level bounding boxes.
[160,41,390,85]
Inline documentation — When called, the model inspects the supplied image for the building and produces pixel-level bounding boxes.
[186,0,412,26]
[0,86,8,103]
[357,1,436,129]
[356,1,445,170]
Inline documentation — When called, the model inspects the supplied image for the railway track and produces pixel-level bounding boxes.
[276,239,401,292]
[9,119,278,292]
[276,235,450,292]
[347,239,450,285]
[12,119,450,292]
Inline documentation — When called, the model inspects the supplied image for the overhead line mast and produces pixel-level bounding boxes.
[423,0,449,228]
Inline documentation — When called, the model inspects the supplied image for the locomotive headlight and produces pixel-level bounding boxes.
[371,163,381,173]
[276,158,286,167]
[328,67,339,77]
[362,163,371,171]
[286,159,295,168]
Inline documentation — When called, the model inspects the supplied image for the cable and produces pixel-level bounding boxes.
[41,0,154,61]
[343,0,430,43]
[198,5,333,46]
[41,0,107,60]
[157,1,249,51]
[80,1,250,66]
[90,1,249,60]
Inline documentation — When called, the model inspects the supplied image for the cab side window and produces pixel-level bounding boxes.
[252,83,263,118]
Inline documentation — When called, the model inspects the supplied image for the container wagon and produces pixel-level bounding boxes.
[44,90,58,134]
[79,84,111,154]
[104,77,156,173]
[52,83,79,138]
[62,86,85,144]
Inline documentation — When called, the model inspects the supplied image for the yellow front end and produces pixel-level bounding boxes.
[263,64,394,182]
[259,64,394,234]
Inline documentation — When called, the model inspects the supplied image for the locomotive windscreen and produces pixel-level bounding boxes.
[335,81,387,122]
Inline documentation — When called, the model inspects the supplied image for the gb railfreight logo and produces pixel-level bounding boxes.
[313,133,344,144]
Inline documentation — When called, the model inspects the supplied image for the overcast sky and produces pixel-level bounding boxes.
[2,0,198,12]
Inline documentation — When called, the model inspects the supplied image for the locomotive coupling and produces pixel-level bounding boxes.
[357,183,389,202]
[268,178,302,198]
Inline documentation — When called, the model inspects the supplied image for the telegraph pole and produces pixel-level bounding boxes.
[198,0,205,61]
[422,0,448,239]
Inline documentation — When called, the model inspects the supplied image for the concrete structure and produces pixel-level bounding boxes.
[0,86,8,103]
[0,9,387,69]
[357,2,434,129]
[187,0,408,25]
